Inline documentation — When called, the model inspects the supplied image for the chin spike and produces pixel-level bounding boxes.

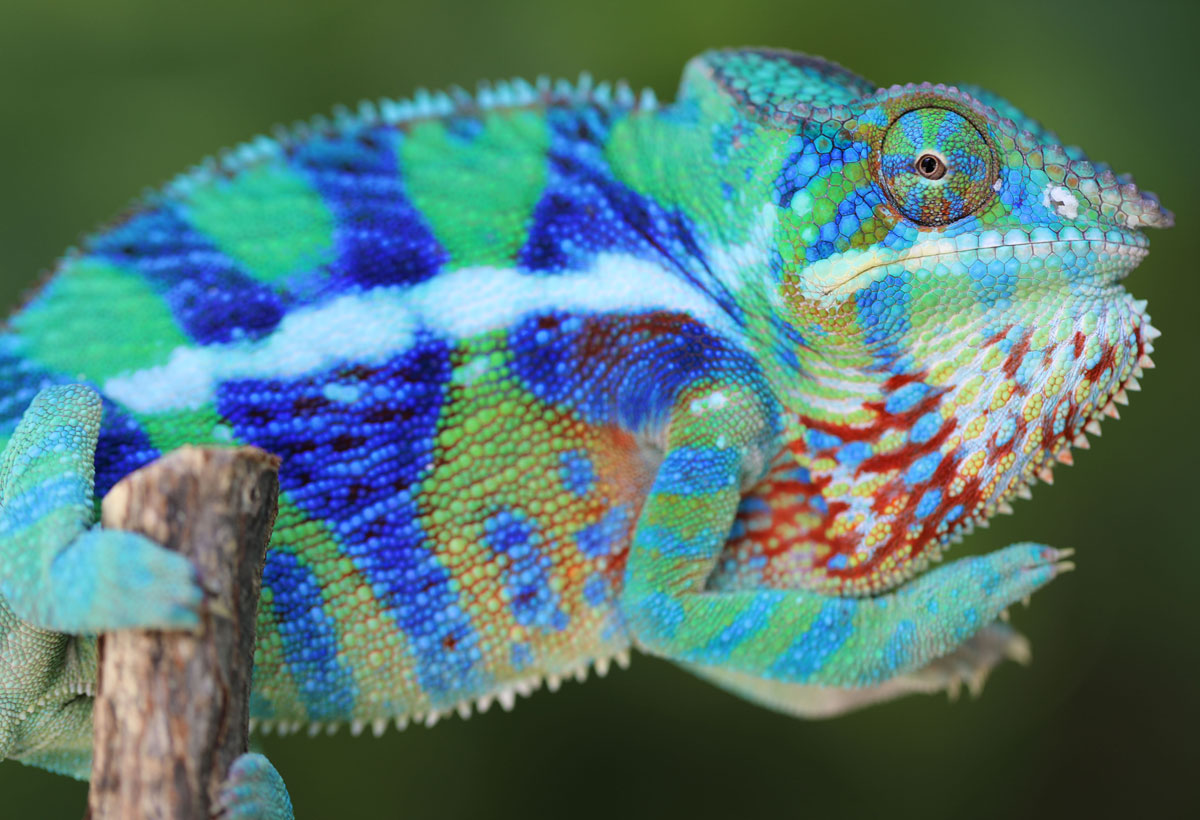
[1138,354,1155,369]
[1017,484,1033,500]
[350,720,365,737]
[1085,419,1103,436]
[1056,449,1074,465]
[1113,389,1129,406]
[372,718,388,737]
[1037,467,1055,484]
[1103,402,1120,419]
[615,649,632,669]
[1143,324,1161,341]
[997,501,1015,515]
[1073,433,1090,449]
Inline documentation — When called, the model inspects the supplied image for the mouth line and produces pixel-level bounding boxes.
[817,236,1149,297]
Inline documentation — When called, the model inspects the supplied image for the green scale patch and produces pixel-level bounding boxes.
[12,256,189,383]
[182,164,337,284]
[400,109,549,267]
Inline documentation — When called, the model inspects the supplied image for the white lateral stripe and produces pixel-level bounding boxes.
[103,254,736,414]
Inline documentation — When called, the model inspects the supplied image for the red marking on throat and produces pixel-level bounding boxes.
[1002,333,1031,380]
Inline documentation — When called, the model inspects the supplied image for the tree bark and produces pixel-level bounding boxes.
[87,446,280,820]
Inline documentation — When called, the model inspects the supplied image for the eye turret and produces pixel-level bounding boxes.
[879,107,996,225]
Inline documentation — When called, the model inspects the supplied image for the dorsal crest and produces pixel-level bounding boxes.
[681,48,877,124]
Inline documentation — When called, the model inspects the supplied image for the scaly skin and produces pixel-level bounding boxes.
[0,48,1169,816]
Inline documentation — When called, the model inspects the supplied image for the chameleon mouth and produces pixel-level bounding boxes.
[812,234,1150,299]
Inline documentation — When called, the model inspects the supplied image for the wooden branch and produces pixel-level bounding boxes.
[87,446,280,820]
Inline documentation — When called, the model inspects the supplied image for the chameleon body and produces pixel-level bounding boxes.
[0,48,1169,816]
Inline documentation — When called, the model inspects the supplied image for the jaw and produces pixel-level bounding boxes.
[762,233,1157,596]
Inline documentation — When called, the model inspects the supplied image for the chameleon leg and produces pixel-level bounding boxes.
[619,382,1073,688]
[0,385,202,634]
[217,753,295,820]
[682,622,1032,717]
[0,385,203,775]
[0,592,97,778]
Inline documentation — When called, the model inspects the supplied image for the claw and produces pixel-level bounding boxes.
[1006,634,1032,665]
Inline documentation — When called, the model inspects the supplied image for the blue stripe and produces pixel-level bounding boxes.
[576,504,632,557]
[699,594,781,664]
[855,273,912,345]
[518,107,740,323]
[508,311,774,431]
[881,619,918,674]
[484,507,569,632]
[655,447,740,495]
[0,336,159,498]
[261,550,358,720]
[216,336,487,698]
[289,126,447,289]
[89,206,286,345]
[93,396,161,497]
[769,598,857,682]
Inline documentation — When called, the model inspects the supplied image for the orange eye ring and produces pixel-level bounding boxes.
[915,153,947,180]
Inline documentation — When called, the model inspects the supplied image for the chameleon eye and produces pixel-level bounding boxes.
[880,107,995,225]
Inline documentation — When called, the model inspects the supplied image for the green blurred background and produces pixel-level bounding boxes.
[1,0,1197,817]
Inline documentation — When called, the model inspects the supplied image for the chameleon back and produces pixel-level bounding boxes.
[0,81,714,729]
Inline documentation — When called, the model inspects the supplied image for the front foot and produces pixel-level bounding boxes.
[216,753,294,820]
[0,384,203,634]
[628,541,1073,688]
[0,385,201,774]
[916,621,1031,700]
[43,528,203,633]
[685,621,1035,718]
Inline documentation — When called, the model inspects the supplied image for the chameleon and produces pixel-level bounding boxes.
[0,47,1169,818]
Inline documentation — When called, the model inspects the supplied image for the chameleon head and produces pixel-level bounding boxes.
[750,67,1173,591]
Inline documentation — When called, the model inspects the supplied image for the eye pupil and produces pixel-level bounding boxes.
[917,153,946,179]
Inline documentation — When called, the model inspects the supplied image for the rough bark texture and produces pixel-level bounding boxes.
[87,446,280,820]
